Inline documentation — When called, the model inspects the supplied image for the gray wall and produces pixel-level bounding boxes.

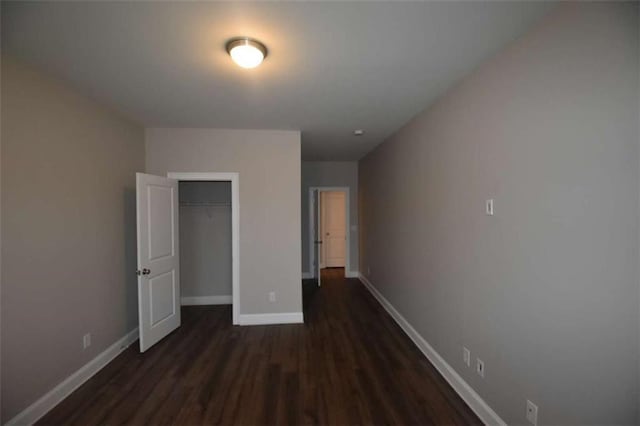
[301,161,358,275]
[1,56,144,422]
[179,182,232,298]
[146,128,302,316]
[359,3,639,425]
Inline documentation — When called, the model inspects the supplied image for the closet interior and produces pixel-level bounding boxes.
[178,181,232,305]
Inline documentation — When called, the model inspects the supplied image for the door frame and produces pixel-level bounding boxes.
[308,186,350,278]
[168,172,240,325]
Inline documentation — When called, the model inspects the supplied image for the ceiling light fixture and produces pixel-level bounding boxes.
[226,37,268,69]
[354,129,365,136]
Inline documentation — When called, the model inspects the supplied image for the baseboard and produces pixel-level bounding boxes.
[302,272,313,279]
[345,270,360,278]
[238,312,304,326]
[5,327,139,426]
[358,274,506,426]
[181,295,232,306]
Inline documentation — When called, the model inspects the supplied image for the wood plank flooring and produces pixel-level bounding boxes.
[38,268,480,425]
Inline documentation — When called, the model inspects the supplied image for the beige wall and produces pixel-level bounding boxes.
[1,56,145,422]
[145,128,302,316]
[359,3,639,424]
[301,161,358,275]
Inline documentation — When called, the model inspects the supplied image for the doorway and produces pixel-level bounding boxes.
[136,172,239,352]
[169,172,239,325]
[308,187,350,285]
[179,181,232,306]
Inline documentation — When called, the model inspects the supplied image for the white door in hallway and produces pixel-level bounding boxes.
[321,191,346,268]
[136,173,181,352]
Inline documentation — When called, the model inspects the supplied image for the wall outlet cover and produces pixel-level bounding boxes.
[526,400,538,425]
[485,199,494,216]
[476,358,485,378]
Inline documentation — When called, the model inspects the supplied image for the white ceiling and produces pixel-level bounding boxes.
[2,1,554,160]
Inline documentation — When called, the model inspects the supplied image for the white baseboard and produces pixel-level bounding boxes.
[358,274,506,426]
[6,327,139,426]
[181,295,231,306]
[238,312,304,326]
[302,272,313,279]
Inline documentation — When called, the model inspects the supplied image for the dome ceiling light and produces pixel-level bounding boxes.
[226,37,268,69]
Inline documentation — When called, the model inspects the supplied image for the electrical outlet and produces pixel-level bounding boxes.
[83,333,91,350]
[268,292,276,302]
[463,347,471,367]
[486,199,494,216]
[526,400,538,425]
[476,358,485,378]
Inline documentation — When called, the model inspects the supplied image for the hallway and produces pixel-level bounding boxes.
[39,270,480,425]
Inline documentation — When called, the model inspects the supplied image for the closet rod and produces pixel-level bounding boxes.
[179,202,231,207]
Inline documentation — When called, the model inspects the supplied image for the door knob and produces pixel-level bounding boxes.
[136,268,151,276]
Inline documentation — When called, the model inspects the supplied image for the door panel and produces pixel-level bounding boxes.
[137,173,180,352]
[147,185,175,260]
[149,271,176,325]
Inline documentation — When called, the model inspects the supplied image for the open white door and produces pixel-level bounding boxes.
[136,173,180,352]
[313,190,322,286]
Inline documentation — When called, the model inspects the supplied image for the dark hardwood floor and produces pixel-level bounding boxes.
[38,268,480,425]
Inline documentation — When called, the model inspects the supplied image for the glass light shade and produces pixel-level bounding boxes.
[226,38,267,69]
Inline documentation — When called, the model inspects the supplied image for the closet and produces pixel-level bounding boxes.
[178,181,232,304]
